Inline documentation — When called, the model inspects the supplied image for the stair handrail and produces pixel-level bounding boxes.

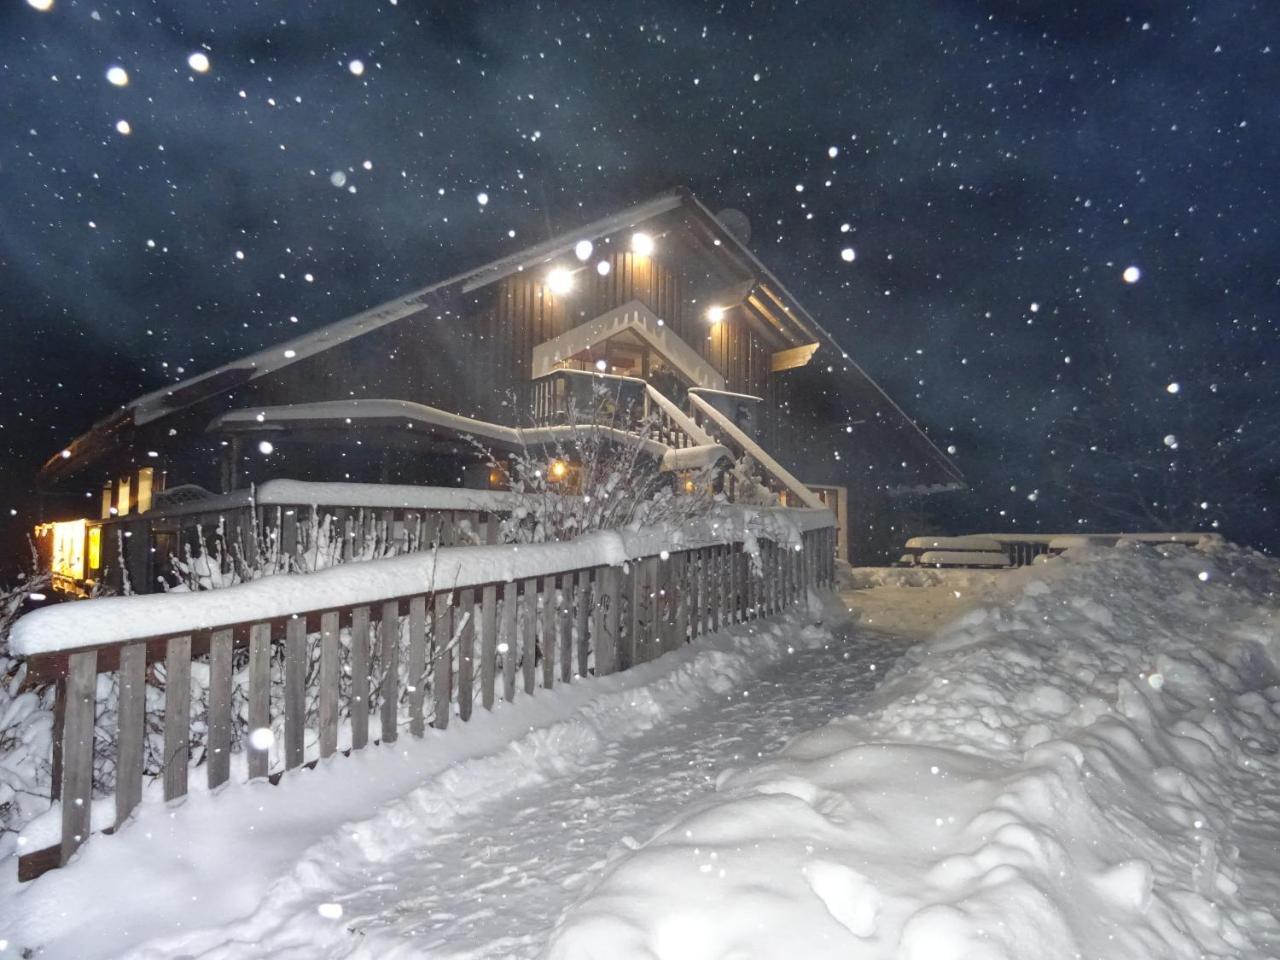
[686,392,827,510]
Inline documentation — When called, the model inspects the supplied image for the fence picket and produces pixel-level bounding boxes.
[284,618,306,769]
[433,593,452,728]
[457,589,475,721]
[559,575,574,684]
[521,578,538,695]
[541,577,557,690]
[501,583,517,702]
[576,570,591,678]
[59,650,96,866]
[350,606,371,750]
[318,613,340,758]
[380,600,400,743]
[114,642,145,828]
[406,595,428,736]
[247,623,271,779]
[480,584,498,709]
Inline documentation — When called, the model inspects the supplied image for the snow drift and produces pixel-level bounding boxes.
[547,540,1280,959]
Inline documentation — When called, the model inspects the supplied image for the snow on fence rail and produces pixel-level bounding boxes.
[11,509,836,881]
[902,531,1226,568]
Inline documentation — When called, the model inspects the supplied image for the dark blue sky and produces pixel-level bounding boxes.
[2,0,1277,554]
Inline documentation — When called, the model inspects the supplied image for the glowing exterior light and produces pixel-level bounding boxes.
[27,0,54,10]
[595,358,608,371]
[60,449,71,459]
[574,239,593,261]
[115,119,131,135]
[596,260,611,276]
[546,267,574,295]
[258,440,274,455]
[188,51,210,73]
[106,65,129,87]
[630,231,655,257]
[706,305,726,323]
[1123,265,1141,284]
[548,459,569,481]
[348,59,365,76]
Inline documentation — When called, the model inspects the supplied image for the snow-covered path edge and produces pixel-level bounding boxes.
[0,606,835,960]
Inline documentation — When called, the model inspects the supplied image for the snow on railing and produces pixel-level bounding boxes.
[901,531,1227,568]
[10,509,837,881]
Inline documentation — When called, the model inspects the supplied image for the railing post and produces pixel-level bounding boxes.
[59,650,97,866]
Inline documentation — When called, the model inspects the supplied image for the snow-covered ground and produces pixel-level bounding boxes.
[2,539,1278,959]
[551,541,1280,959]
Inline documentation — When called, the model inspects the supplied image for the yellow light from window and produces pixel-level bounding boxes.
[549,459,569,481]
[88,525,102,571]
[684,479,696,493]
[631,231,655,257]
[41,518,87,580]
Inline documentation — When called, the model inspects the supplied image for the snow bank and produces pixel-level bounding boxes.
[547,540,1280,959]
[11,507,831,655]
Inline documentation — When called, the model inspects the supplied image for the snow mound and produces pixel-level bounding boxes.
[546,540,1280,959]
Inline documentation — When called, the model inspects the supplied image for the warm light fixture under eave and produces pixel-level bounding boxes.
[549,459,569,481]
[706,305,726,324]
[547,267,575,295]
[631,231,655,257]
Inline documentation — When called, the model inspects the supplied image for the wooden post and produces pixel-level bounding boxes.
[675,551,690,644]
[457,588,476,721]
[350,606,371,750]
[60,650,97,865]
[501,583,517,701]
[541,576,557,690]
[576,571,591,677]
[114,642,145,828]
[380,599,400,742]
[247,623,271,780]
[481,583,498,709]
[318,612,340,758]
[208,629,233,787]
[433,593,452,728]
[284,618,306,770]
[406,595,428,736]
[521,578,538,695]
[162,640,192,803]
[559,574,574,684]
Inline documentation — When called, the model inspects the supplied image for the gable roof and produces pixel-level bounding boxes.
[41,187,962,487]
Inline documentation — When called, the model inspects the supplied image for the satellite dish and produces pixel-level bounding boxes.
[716,208,751,246]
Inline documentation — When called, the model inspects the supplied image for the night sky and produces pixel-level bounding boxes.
[2,0,1277,562]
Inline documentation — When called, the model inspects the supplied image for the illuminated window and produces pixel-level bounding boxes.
[47,519,87,580]
[136,467,154,513]
[88,525,102,571]
[101,484,113,520]
[117,475,131,516]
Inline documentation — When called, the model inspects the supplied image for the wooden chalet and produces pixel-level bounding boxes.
[33,188,961,592]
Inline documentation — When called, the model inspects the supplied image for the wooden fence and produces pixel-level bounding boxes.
[18,521,836,881]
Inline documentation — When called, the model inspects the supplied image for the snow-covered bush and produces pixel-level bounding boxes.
[0,563,54,860]
[476,385,725,543]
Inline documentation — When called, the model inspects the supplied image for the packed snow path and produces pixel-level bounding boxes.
[298,624,900,959]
